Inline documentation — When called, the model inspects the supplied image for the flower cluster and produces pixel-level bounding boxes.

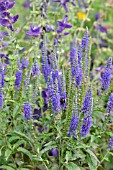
[24,102,31,120]
[0,0,19,31]
[80,116,92,137]
[108,136,113,150]
[57,15,72,37]
[54,0,76,12]
[106,93,113,114]
[0,61,3,109]
[101,57,112,90]
[26,26,42,38]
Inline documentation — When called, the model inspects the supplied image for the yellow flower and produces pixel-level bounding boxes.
[77,12,86,20]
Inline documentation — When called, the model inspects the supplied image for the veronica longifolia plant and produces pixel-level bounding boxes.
[0,0,113,170]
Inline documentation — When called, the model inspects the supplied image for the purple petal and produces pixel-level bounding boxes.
[30,26,41,32]
[64,32,70,35]
[23,1,31,8]
[53,0,61,2]
[57,27,64,33]
[65,23,72,28]
[7,24,14,31]
[0,18,9,27]
[57,21,64,27]
[1,11,10,18]
[63,4,69,12]
[7,2,15,9]
[63,15,68,23]
[11,15,19,24]
[0,2,6,12]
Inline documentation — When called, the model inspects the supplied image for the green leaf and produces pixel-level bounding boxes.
[64,162,80,170]
[87,154,97,170]
[17,147,32,160]
[13,140,25,149]
[5,149,12,160]
[19,168,30,170]
[13,131,34,145]
[44,141,56,147]
[86,149,100,163]
[38,145,57,158]
[0,165,14,170]
[9,136,20,143]
[65,151,72,163]
[109,151,113,157]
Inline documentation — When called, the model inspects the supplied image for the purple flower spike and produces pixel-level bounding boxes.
[108,136,113,150]
[26,25,42,37]
[81,88,92,115]
[80,116,92,137]
[22,57,29,69]
[15,70,22,90]
[24,102,31,120]
[32,60,39,77]
[82,28,89,51]
[48,148,59,157]
[57,16,72,35]
[101,57,112,90]
[106,93,113,114]
[68,114,79,135]
[0,90,3,110]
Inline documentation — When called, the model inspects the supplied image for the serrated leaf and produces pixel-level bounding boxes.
[0,165,14,170]
[17,147,32,160]
[64,162,80,170]
[5,149,12,160]
[13,140,25,149]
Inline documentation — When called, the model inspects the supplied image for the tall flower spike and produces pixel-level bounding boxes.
[76,61,82,87]
[81,88,92,116]
[15,70,22,90]
[70,33,76,66]
[32,60,39,77]
[70,36,78,80]
[22,57,29,69]
[82,28,89,51]
[58,71,67,110]
[41,37,51,82]
[106,93,113,114]
[24,70,30,97]
[24,102,31,120]
[0,60,3,109]
[108,136,113,150]
[68,88,79,137]
[101,57,112,90]
[80,116,92,137]
[68,114,79,137]
[52,77,61,113]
